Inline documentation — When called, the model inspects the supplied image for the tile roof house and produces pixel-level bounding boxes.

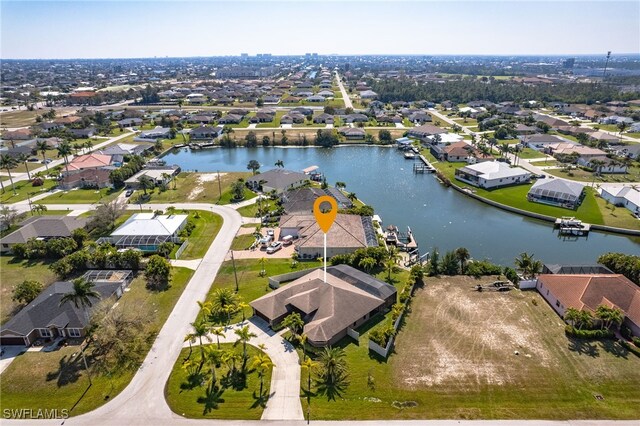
[280,213,378,259]
[60,168,112,190]
[66,153,113,174]
[527,178,586,209]
[0,216,89,253]
[0,271,133,346]
[455,161,531,189]
[536,274,640,337]
[407,124,447,141]
[251,265,396,347]
[246,169,310,194]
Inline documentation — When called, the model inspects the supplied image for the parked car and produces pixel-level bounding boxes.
[125,189,134,197]
[41,158,52,164]
[266,229,274,237]
[266,242,282,254]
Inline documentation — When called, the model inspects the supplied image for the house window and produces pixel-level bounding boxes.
[556,300,560,307]
[546,290,549,295]
[67,329,81,337]
[39,329,53,337]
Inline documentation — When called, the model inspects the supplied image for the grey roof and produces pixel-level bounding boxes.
[543,264,614,275]
[247,169,309,191]
[528,178,585,201]
[282,187,352,214]
[251,265,396,344]
[0,216,88,245]
[1,280,122,336]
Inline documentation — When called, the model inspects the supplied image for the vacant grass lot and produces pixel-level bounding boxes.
[179,211,223,259]
[165,344,272,419]
[305,276,640,420]
[547,165,640,184]
[0,256,58,324]
[141,172,254,205]
[40,187,122,204]
[0,178,58,203]
[0,267,194,416]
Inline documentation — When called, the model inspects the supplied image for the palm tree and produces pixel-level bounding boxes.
[274,159,284,168]
[59,278,101,323]
[316,346,349,401]
[258,256,268,277]
[564,307,581,327]
[36,140,50,171]
[203,345,222,387]
[347,192,357,201]
[335,181,346,191]
[617,121,629,136]
[301,357,318,422]
[385,247,400,282]
[211,288,239,324]
[221,349,242,373]
[238,302,250,322]
[590,159,605,178]
[234,325,257,366]
[514,252,533,279]
[57,141,74,176]
[251,353,274,397]
[185,319,212,370]
[282,312,304,338]
[83,140,93,154]
[137,175,155,196]
[0,154,18,195]
[211,327,225,349]
[16,153,32,180]
[358,256,377,273]
[454,247,470,274]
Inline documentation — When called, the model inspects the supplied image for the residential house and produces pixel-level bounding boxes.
[0,271,133,346]
[344,113,368,123]
[251,265,396,347]
[99,213,188,252]
[66,153,113,174]
[60,168,112,190]
[0,216,89,253]
[306,95,325,103]
[218,114,243,124]
[455,161,531,189]
[547,144,607,160]
[408,112,432,124]
[407,124,447,141]
[246,169,310,194]
[338,127,366,140]
[313,113,334,124]
[117,118,143,128]
[124,166,181,189]
[535,274,640,337]
[360,90,378,99]
[521,134,570,150]
[2,128,33,141]
[527,178,586,209]
[589,131,620,145]
[514,124,538,135]
[190,125,223,140]
[577,156,628,174]
[138,127,172,140]
[280,213,378,259]
[317,90,334,98]
[281,187,352,214]
[69,127,96,138]
[600,186,640,216]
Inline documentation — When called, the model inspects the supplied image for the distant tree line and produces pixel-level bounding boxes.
[370,78,639,104]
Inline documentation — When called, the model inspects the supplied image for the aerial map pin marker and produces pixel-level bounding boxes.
[313,196,338,233]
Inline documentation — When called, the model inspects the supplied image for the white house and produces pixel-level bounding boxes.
[455,161,531,189]
[103,213,188,252]
[600,186,640,216]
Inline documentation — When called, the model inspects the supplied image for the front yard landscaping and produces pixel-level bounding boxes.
[165,344,272,419]
[178,210,223,259]
[0,178,58,203]
[0,267,194,416]
[303,276,640,420]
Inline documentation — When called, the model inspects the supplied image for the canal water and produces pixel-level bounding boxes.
[162,145,639,266]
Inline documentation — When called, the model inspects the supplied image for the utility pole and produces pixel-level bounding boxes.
[230,249,239,293]
[217,170,222,204]
[602,51,611,84]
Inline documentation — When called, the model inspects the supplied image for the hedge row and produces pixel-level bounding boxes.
[564,325,615,339]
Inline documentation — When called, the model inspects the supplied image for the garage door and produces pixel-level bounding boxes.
[0,336,26,346]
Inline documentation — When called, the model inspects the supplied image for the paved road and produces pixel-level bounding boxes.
[335,71,353,110]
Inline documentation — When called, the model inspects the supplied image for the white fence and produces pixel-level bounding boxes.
[346,327,360,342]
[174,240,188,259]
[369,337,394,358]
[519,279,538,290]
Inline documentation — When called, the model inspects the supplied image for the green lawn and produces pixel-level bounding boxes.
[179,211,223,259]
[303,276,640,420]
[139,172,254,204]
[594,195,640,230]
[0,256,58,325]
[236,198,277,218]
[165,344,272,419]
[40,187,122,205]
[204,259,322,323]
[231,233,257,250]
[0,267,194,417]
[426,153,605,225]
[0,178,58,203]
[517,148,548,159]
[546,165,640,184]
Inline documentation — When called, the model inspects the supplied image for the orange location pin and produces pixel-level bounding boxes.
[313,195,338,233]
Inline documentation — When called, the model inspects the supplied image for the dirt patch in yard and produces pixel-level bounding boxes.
[188,173,225,200]
[395,276,554,390]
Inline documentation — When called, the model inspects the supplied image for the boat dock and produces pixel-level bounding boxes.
[554,217,591,236]
[413,155,436,173]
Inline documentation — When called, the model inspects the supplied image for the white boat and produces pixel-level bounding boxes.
[404,152,415,159]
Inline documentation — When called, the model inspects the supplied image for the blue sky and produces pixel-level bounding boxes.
[1,1,639,59]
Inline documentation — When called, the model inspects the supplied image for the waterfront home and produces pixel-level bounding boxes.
[407,124,447,141]
[190,125,223,140]
[98,213,188,252]
[139,126,172,140]
[66,153,114,174]
[535,273,640,337]
[281,187,352,214]
[431,141,487,162]
[60,168,112,190]
[124,165,180,189]
[600,186,640,216]
[0,270,133,346]
[247,168,310,194]
[338,127,366,140]
[279,213,377,259]
[547,144,607,160]
[0,216,89,253]
[251,265,396,347]
[527,178,586,209]
[455,161,531,189]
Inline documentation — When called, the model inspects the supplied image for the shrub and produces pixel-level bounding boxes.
[565,325,615,339]
[503,266,520,286]
[619,339,640,358]
[12,280,43,304]
[31,177,44,187]
[633,336,640,348]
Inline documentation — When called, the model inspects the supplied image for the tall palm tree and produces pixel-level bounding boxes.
[301,357,318,422]
[251,353,274,397]
[211,288,239,323]
[59,278,101,323]
[385,247,400,282]
[358,256,377,273]
[137,175,155,196]
[211,327,225,349]
[185,319,212,369]
[203,345,222,387]
[234,325,257,365]
[57,141,73,176]
[316,346,349,400]
[237,302,250,322]
[514,252,533,279]
[36,140,50,171]
[16,153,32,180]
[564,307,581,327]
[0,154,18,195]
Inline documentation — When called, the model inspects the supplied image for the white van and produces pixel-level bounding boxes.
[282,235,294,246]
[259,235,273,247]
